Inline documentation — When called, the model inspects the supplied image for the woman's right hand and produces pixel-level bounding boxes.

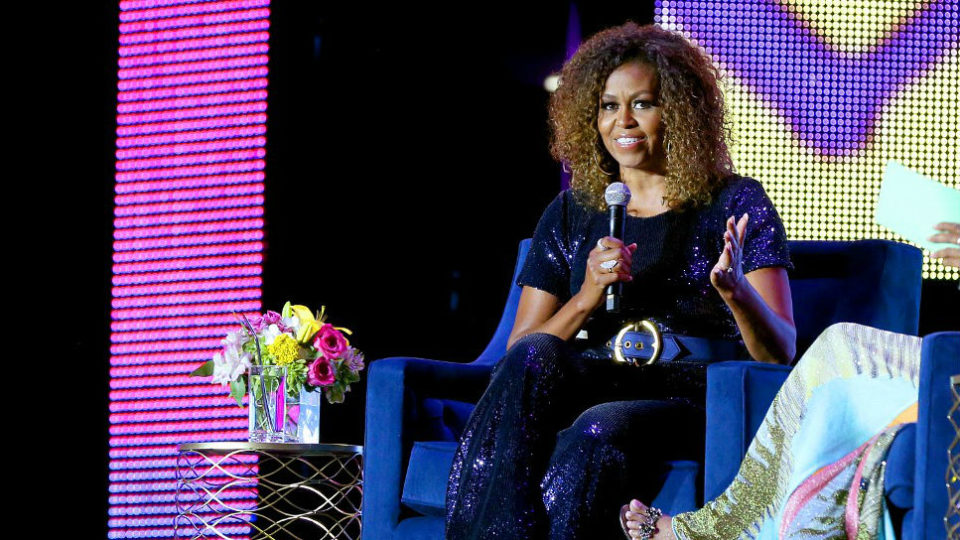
[579,237,637,311]
[509,238,638,349]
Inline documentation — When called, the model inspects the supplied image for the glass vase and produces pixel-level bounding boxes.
[248,365,286,443]
[285,388,321,443]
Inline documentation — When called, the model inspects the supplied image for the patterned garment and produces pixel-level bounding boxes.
[673,322,922,539]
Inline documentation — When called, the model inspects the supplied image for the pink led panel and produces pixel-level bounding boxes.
[109,1,270,537]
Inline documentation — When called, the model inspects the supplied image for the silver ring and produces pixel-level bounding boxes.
[636,506,663,538]
[726,266,734,273]
[600,259,619,271]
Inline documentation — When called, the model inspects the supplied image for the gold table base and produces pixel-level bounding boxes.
[175,442,363,539]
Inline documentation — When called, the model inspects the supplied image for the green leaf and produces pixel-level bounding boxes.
[326,385,345,404]
[190,360,215,377]
[230,379,246,407]
[281,301,292,319]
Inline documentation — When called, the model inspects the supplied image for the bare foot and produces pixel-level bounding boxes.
[619,499,676,539]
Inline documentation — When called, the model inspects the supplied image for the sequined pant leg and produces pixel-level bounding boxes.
[445,333,585,540]
[542,400,705,540]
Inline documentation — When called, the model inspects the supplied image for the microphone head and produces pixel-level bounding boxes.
[604,182,631,207]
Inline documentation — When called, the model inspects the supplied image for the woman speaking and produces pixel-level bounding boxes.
[445,23,795,539]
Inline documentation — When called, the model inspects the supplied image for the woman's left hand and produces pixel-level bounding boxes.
[930,222,960,269]
[711,214,749,298]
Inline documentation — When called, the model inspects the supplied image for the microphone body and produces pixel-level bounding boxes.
[604,183,631,313]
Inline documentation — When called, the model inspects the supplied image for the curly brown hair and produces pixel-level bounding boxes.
[549,23,733,211]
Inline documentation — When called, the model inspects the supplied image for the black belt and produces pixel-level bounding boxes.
[578,319,745,365]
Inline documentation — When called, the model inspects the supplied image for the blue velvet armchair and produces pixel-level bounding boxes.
[702,240,956,540]
[363,239,933,539]
[362,240,532,540]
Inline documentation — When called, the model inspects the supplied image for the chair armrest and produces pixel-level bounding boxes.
[362,356,494,540]
[704,361,792,501]
[913,331,960,540]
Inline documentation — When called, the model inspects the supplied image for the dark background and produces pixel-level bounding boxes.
[259,2,674,446]
[41,1,956,534]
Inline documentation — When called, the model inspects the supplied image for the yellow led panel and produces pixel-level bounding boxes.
[787,1,926,53]
[657,0,959,280]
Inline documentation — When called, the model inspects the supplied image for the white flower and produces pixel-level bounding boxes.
[221,330,246,358]
[211,347,252,386]
[262,324,282,346]
[229,346,253,380]
[211,352,232,386]
[283,314,300,334]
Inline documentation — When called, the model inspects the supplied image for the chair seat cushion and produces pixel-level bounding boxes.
[884,422,916,509]
[394,515,446,539]
[651,460,700,515]
[401,441,459,516]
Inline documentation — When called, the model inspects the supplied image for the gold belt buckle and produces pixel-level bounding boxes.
[613,319,663,366]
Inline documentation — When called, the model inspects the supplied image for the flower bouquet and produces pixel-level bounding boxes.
[191,302,364,442]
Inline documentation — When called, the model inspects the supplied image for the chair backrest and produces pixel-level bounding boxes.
[788,240,922,357]
[474,239,531,365]
[473,238,923,365]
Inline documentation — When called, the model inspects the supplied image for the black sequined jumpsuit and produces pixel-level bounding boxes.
[445,177,792,539]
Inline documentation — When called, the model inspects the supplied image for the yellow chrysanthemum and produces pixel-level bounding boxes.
[268,333,300,366]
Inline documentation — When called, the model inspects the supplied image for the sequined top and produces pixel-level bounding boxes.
[517,176,792,339]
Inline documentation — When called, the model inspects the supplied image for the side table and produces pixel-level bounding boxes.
[175,442,363,539]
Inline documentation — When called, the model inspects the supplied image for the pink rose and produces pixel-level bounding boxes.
[307,356,336,387]
[313,324,348,359]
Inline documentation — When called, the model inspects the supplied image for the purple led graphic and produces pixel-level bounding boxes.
[117,78,269,104]
[116,92,268,114]
[119,19,271,45]
[109,0,270,537]
[119,0,270,23]
[118,30,270,57]
[115,161,267,183]
[118,7,270,34]
[117,66,270,92]
[116,113,267,137]
[660,0,959,156]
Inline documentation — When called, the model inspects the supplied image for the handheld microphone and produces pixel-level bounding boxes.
[604,182,631,313]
